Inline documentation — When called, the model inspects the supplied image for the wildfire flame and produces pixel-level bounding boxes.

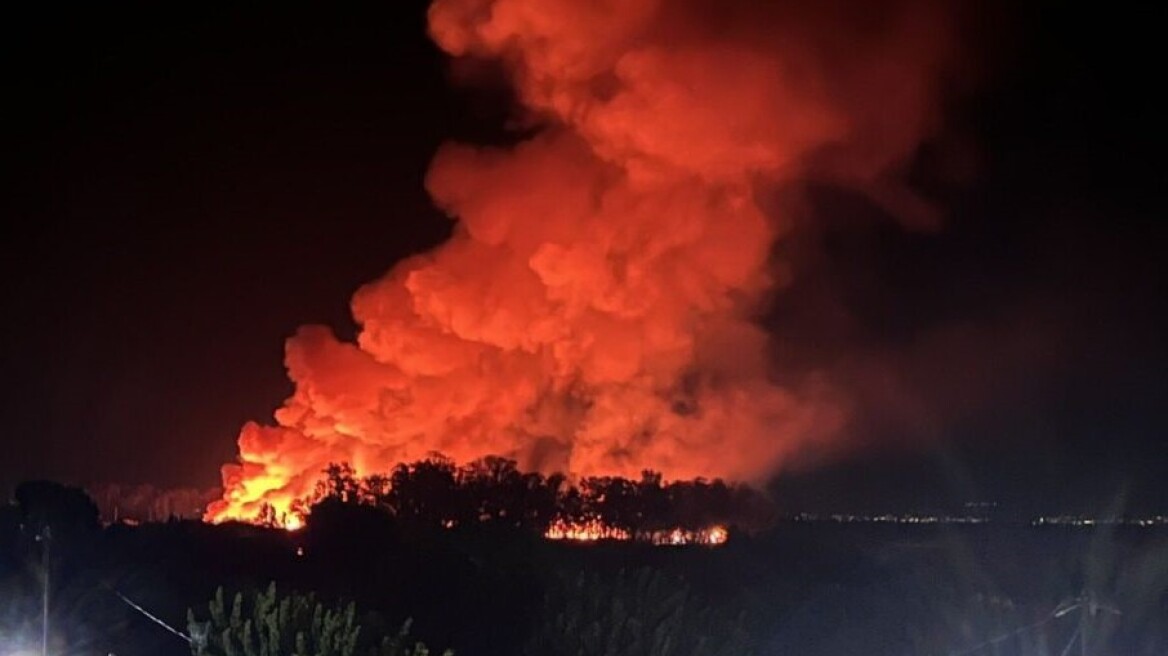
[649,525,729,546]
[207,0,956,524]
[707,525,729,545]
[545,517,632,542]
[543,518,730,546]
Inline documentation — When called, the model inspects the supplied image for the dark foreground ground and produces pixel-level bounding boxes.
[2,512,1166,655]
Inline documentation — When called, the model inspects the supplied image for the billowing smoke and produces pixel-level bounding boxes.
[208,0,959,522]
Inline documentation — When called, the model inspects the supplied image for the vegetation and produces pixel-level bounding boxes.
[187,583,448,656]
[525,568,754,656]
[1,476,1167,655]
[283,456,773,536]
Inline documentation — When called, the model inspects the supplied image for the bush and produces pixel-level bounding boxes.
[525,567,755,656]
[187,582,450,656]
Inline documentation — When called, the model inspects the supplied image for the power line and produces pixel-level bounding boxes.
[1058,627,1081,656]
[105,584,192,645]
[949,605,1066,655]
[950,592,1118,656]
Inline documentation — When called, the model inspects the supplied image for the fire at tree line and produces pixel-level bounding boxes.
[244,457,757,544]
[4,467,1168,655]
[0,463,760,656]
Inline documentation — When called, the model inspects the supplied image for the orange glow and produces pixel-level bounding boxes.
[545,517,632,542]
[707,525,729,545]
[543,518,730,546]
[643,525,730,546]
[283,514,305,531]
[207,0,956,525]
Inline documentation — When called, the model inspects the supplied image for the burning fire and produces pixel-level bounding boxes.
[708,526,729,545]
[544,518,730,546]
[545,517,632,542]
[207,0,956,524]
[648,525,729,546]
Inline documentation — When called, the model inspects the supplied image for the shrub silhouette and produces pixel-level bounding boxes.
[525,567,755,656]
[187,582,450,656]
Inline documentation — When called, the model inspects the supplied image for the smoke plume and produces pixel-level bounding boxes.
[209,0,959,522]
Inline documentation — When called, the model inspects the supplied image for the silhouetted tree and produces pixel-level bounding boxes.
[635,471,670,530]
[386,457,464,527]
[522,471,564,530]
[317,463,365,504]
[580,476,641,530]
[460,457,526,525]
[363,473,392,503]
[14,480,100,541]
[0,501,21,563]
[255,502,279,529]
[306,497,399,561]
[293,454,774,538]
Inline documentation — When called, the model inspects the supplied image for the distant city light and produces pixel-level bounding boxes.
[787,511,1168,528]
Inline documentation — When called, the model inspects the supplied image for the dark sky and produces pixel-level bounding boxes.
[2,1,1164,512]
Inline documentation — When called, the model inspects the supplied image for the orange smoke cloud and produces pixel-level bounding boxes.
[208,0,958,523]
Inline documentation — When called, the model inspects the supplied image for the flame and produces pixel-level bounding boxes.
[543,518,730,546]
[207,0,956,524]
[707,525,729,545]
[545,517,632,542]
[643,525,729,546]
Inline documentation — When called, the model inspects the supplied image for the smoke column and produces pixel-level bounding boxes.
[208,0,957,522]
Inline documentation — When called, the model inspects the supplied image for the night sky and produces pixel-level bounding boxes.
[2,1,1164,513]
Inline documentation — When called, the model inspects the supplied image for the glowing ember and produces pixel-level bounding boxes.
[545,517,632,542]
[283,514,305,531]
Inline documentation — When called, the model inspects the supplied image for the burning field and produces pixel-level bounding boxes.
[207,0,957,526]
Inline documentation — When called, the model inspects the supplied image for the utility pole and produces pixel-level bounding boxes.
[1079,591,1088,656]
[1068,588,1119,656]
[37,525,51,656]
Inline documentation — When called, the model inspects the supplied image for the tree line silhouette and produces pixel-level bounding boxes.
[265,455,775,535]
[4,479,1167,654]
